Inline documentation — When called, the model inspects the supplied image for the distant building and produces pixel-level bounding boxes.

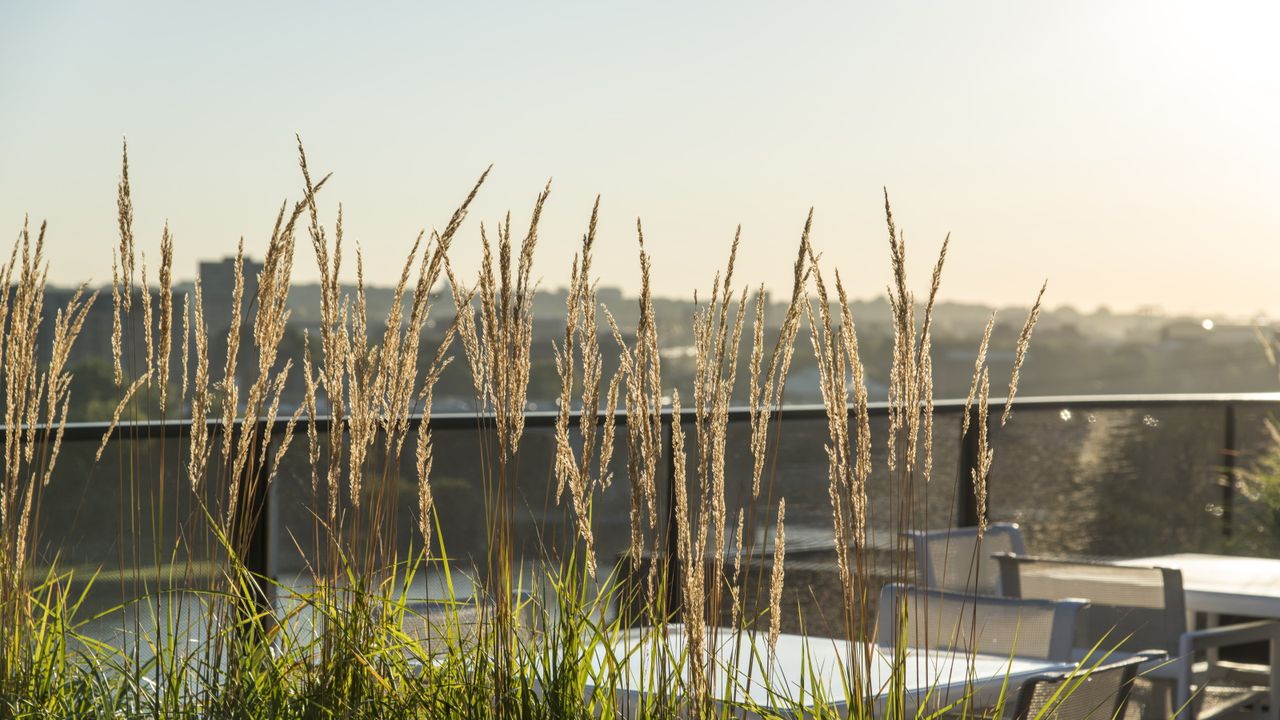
[199,256,263,335]
[200,256,263,394]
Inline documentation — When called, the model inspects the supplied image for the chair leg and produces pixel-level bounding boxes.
[1176,641,1195,719]
[1205,613,1220,667]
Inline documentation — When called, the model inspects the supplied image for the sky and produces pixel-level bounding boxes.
[2,2,1278,318]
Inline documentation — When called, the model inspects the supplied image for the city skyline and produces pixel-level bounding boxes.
[47,249,1273,325]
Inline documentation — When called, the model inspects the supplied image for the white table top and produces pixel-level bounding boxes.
[592,625,1076,717]
[1114,553,1280,618]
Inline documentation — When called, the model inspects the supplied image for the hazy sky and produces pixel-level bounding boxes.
[2,2,1278,318]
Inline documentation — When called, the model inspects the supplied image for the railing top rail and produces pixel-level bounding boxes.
[15,391,1280,443]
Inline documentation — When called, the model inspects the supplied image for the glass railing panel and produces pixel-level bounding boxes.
[270,418,646,611]
[987,404,1228,558]
[1226,403,1280,557]
[706,414,835,635]
[678,407,966,639]
[33,429,229,645]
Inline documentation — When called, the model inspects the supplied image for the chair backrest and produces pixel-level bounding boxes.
[996,555,1186,656]
[906,522,1027,595]
[876,583,1087,662]
[1010,652,1150,720]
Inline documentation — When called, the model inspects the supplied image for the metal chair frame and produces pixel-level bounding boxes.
[996,553,1280,719]
[876,583,1088,663]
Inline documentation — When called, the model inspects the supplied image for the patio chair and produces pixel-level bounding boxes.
[876,583,1087,663]
[905,522,1026,595]
[1009,651,1155,720]
[996,554,1280,719]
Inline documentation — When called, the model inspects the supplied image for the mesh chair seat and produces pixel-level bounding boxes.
[1011,651,1153,720]
[1120,662,1267,719]
[1195,684,1268,719]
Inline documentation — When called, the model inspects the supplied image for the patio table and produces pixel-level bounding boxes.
[1112,553,1280,618]
[591,625,1083,717]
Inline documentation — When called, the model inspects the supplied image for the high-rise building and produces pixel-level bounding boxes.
[199,256,263,336]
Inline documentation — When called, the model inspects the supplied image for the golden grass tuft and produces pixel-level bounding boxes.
[1003,279,1047,427]
[613,220,664,566]
[158,226,173,412]
[1,218,95,670]
[962,312,996,439]
[553,198,620,575]
[187,279,211,491]
[768,497,786,653]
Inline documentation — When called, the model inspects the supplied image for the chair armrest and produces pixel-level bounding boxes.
[1180,619,1280,654]
[1176,620,1280,715]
